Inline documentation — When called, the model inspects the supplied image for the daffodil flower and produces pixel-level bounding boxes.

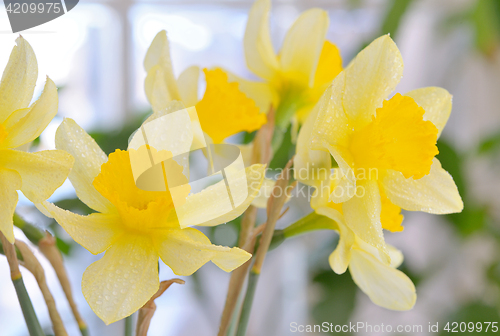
[39,116,265,324]
[229,0,343,131]
[294,100,415,310]
[301,35,463,259]
[144,30,266,145]
[0,36,73,243]
[307,170,416,310]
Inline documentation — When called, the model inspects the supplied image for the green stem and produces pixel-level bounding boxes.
[0,239,24,261]
[13,213,45,245]
[80,326,89,336]
[124,314,134,336]
[235,271,260,336]
[226,285,247,336]
[283,211,337,238]
[13,276,46,336]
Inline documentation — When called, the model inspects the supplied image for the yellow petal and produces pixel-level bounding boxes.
[349,247,416,311]
[82,236,159,325]
[310,72,352,150]
[244,0,279,80]
[349,93,439,179]
[316,207,354,274]
[42,201,121,254]
[0,36,37,123]
[342,180,387,258]
[0,168,21,243]
[144,31,181,102]
[4,77,58,148]
[226,70,277,113]
[380,186,404,232]
[196,68,266,143]
[279,8,329,86]
[177,164,266,228]
[155,228,251,276]
[322,142,356,203]
[144,65,173,113]
[382,158,463,214]
[387,244,404,268]
[177,66,200,107]
[405,87,452,138]
[0,149,73,203]
[295,100,331,188]
[55,118,113,213]
[313,41,343,88]
[343,35,403,127]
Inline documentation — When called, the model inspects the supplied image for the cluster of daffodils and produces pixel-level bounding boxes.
[0,0,464,330]
[295,35,463,309]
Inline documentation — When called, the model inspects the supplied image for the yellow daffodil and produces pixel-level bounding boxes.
[144,30,266,144]
[306,169,416,310]
[0,37,73,243]
[302,35,463,258]
[39,115,265,324]
[229,0,343,130]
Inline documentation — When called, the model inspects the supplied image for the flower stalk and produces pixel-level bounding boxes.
[235,158,294,336]
[0,232,45,336]
[14,213,89,335]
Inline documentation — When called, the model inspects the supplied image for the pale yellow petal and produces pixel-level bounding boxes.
[42,201,121,254]
[55,118,113,213]
[279,8,329,86]
[155,228,251,276]
[144,66,172,113]
[82,236,159,325]
[144,31,181,101]
[0,168,21,243]
[244,0,279,80]
[0,36,37,123]
[310,72,352,149]
[405,87,452,138]
[349,247,416,311]
[382,158,463,214]
[0,149,73,203]
[387,244,404,268]
[295,99,331,188]
[343,35,403,126]
[4,77,58,148]
[226,70,277,113]
[316,207,354,274]
[177,66,199,107]
[342,180,387,257]
[177,164,266,228]
[322,142,356,203]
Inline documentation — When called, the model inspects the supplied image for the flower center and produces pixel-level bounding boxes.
[349,93,439,180]
[92,149,184,233]
[196,68,266,143]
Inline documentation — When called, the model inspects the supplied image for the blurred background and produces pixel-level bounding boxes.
[1,0,500,335]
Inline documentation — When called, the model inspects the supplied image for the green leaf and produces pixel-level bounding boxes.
[380,0,414,38]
